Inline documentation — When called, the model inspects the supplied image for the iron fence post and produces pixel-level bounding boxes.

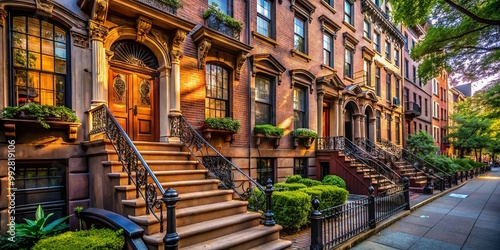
[403,177,410,210]
[264,178,276,226]
[368,184,376,229]
[460,171,463,182]
[163,188,180,250]
[310,196,323,250]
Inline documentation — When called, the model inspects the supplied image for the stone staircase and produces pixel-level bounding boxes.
[343,155,396,193]
[84,139,291,250]
[392,160,428,192]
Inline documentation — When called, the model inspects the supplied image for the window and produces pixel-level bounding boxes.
[363,19,371,39]
[364,59,372,86]
[293,86,307,129]
[205,64,230,118]
[432,79,438,95]
[209,0,232,16]
[255,75,274,125]
[395,79,400,100]
[385,41,391,60]
[404,32,409,51]
[257,158,274,185]
[404,59,409,78]
[418,95,422,107]
[294,16,306,53]
[425,125,428,133]
[387,114,392,142]
[323,33,333,67]
[344,47,353,78]
[433,101,439,119]
[395,117,400,145]
[433,126,439,142]
[257,0,272,37]
[374,32,381,53]
[412,65,417,83]
[375,0,382,7]
[424,98,428,116]
[386,73,391,101]
[444,109,447,120]
[376,110,381,142]
[419,123,422,131]
[10,16,69,106]
[394,49,399,67]
[413,121,417,133]
[375,67,381,96]
[294,158,308,178]
[324,0,334,7]
[344,0,354,26]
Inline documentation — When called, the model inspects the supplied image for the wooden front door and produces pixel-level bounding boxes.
[108,67,157,141]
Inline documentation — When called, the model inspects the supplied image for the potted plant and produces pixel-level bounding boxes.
[1,103,78,129]
[254,124,284,148]
[203,2,243,39]
[292,128,318,149]
[200,117,240,143]
[164,0,183,9]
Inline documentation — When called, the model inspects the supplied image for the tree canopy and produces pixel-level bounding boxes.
[390,0,500,85]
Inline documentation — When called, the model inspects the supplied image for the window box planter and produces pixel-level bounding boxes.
[1,118,80,142]
[254,124,284,148]
[199,117,240,143]
[203,3,242,40]
[292,128,318,149]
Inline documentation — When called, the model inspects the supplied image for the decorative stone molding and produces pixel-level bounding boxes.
[235,52,247,80]
[171,29,187,64]
[93,0,108,23]
[105,50,114,60]
[0,8,7,27]
[72,31,90,48]
[254,134,281,149]
[250,54,286,85]
[136,16,153,42]
[289,0,316,23]
[35,0,54,17]
[197,39,212,70]
[151,28,169,54]
[89,20,108,41]
[290,68,316,93]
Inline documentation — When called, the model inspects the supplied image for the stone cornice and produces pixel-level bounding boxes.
[361,0,405,47]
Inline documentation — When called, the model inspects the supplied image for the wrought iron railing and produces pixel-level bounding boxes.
[317,136,401,189]
[88,104,165,231]
[169,115,272,222]
[310,178,410,249]
[205,14,241,40]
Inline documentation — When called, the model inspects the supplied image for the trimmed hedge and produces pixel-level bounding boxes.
[32,228,124,250]
[274,182,307,191]
[298,178,322,187]
[272,191,311,233]
[285,174,303,183]
[322,175,347,189]
[452,157,483,170]
[309,185,348,209]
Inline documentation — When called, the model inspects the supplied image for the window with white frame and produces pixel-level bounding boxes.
[433,101,439,119]
[257,0,273,38]
[364,59,372,86]
[344,47,354,78]
[433,126,440,142]
[323,33,334,67]
[394,49,399,67]
[432,79,438,95]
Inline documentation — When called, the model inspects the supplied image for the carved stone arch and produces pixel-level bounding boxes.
[290,69,316,93]
[105,27,170,70]
[342,84,363,96]
[251,54,286,85]
[343,98,360,113]
[362,103,376,120]
[205,54,236,72]
[362,90,378,102]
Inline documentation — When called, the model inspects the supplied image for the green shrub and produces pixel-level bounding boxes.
[298,178,322,187]
[322,175,347,189]
[203,2,243,31]
[33,227,124,250]
[272,191,311,233]
[274,182,307,191]
[423,154,459,174]
[254,124,285,137]
[164,0,183,8]
[285,174,303,183]
[310,185,349,209]
[200,117,241,132]
[292,128,318,138]
[1,103,79,129]
[452,157,482,170]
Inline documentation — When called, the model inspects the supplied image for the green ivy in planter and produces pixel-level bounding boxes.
[200,117,241,133]
[1,103,79,129]
[203,2,242,32]
[254,124,284,137]
[164,0,183,8]
[292,128,318,138]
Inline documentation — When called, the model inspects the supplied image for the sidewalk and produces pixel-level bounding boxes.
[283,168,500,249]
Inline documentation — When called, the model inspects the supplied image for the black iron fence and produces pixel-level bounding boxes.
[310,178,410,250]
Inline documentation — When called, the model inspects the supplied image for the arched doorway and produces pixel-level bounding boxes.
[108,40,160,141]
[365,105,374,142]
[344,101,357,141]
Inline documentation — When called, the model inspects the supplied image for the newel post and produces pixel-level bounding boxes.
[163,188,180,250]
[310,196,323,250]
[403,177,410,210]
[368,184,376,229]
[264,178,276,226]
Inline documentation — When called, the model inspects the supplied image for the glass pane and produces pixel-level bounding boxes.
[12,32,26,49]
[27,52,41,70]
[54,26,66,43]
[56,91,64,106]
[42,39,54,55]
[257,0,270,18]
[55,57,66,74]
[27,18,40,36]
[28,71,39,89]
[41,21,53,39]
[257,17,270,37]
[27,35,40,52]
[13,16,26,33]
[255,102,271,125]
[40,89,54,106]
[13,49,27,67]
[42,54,54,72]
[55,42,66,58]
[41,73,54,89]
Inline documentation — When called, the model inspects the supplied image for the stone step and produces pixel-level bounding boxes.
[102,160,200,172]
[104,150,192,161]
[248,239,293,250]
[114,179,220,200]
[107,169,209,185]
[84,139,184,155]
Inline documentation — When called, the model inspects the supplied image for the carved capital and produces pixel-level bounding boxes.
[171,49,182,64]
[0,8,7,27]
[71,31,89,48]
[197,39,211,70]
[93,0,109,23]
[35,0,54,17]
[105,50,114,60]
[136,16,152,42]
[172,29,187,49]
[235,52,247,80]
[89,20,108,41]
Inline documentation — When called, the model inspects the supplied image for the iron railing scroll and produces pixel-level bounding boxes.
[169,115,270,218]
[88,104,165,232]
[317,136,401,189]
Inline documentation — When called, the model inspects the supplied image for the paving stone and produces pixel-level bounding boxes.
[473,220,500,233]
[369,230,421,249]
[387,222,430,237]
[351,240,400,250]
[408,237,461,250]
[432,220,473,235]
[463,236,500,250]
[423,227,468,245]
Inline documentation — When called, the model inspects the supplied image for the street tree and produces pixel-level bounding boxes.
[406,130,438,156]
[390,0,500,85]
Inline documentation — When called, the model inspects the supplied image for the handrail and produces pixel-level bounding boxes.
[169,115,268,213]
[317,136,401,187]
[88,104,165,232]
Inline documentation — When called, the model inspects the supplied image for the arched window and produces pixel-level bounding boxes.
[205,64,230,118]
[10,15,70,106]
